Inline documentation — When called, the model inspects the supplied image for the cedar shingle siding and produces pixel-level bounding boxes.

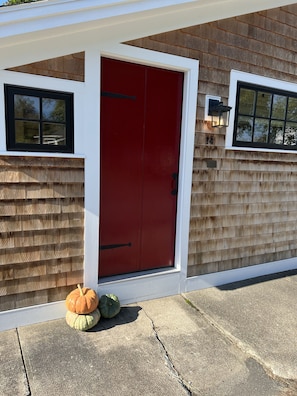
[2,5,297,310]
[10,52,85,82]
[0,157,84,311]
[128,5,297,276]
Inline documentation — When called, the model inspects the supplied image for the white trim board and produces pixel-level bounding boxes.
[1,257,297,331]
[185,257,297,292]
[0,301,66,332]
[83,44,198,292]
[98,269,182,305]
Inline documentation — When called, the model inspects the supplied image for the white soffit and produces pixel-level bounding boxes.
[0,0,296,68]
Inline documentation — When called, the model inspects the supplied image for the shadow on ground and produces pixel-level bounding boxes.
[217,268,297,291]
[88,305,142,332]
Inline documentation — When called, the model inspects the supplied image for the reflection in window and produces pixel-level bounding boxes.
[42,98,66,122]
[5,85,73,153]
[256,92,271,118]
[233,82,297,150]
[14,95,40,119]
[270,120,284,145]
[271,95,286,119]
[287,97,297,121]
[284,123,297,145]
[254,118,269,143]
[236,116,253,142]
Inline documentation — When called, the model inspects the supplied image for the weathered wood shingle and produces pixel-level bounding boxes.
[129,4,297,277]
[0,156,84,311]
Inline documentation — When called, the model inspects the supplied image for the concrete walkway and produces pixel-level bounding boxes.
[1,270,297,395]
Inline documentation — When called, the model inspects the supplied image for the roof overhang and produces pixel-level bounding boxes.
[1,0,296,69]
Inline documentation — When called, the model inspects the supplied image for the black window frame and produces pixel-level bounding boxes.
[5,84,74,153]
[233,81,297,151]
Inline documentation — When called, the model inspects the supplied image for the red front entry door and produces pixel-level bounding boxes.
[99,57,183,277]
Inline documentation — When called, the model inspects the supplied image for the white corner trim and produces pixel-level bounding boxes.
[83,46,101,290]
[185,257,297,292]
[0,301,66,332]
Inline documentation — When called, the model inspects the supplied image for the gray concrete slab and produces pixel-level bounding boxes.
[0,329,29,396]
[1,271,297,396]
[185,271,297,384]
[17,305,190,396]
[139,295,286,396]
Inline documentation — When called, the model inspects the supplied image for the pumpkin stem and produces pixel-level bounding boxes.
[77,284,84,296]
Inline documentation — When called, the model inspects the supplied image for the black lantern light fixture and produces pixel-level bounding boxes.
[207,98,232,128]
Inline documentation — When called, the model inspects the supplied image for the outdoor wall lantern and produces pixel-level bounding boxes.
[205,95,232,128]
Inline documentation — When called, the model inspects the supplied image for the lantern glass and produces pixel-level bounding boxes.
[208,98,232,128]
[211,111,230,128]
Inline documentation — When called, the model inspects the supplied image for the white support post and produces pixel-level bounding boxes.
[83,46,101,290]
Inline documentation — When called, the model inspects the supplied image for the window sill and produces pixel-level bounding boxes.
[225,145,297,155]
[0,150,85,159]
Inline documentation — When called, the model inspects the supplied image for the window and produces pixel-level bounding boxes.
[5,84,74,153]
[233,82,297,150]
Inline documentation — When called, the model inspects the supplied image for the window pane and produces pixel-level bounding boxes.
[5,84,73,153]
[42,98,66,122]
[256,91,272,118]
[254,118,269,143]
[236,116,253,142]
[287,97,297,121]
[284,123,297,146]
[14,95,39,119]
[271,95,287,120]
[42,123,66,145]
[269,120,284,145]
[238,88,256,115]
[15,121,40,144]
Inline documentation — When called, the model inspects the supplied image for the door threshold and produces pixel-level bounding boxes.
[99,267,178,284]
[97,267,181,304]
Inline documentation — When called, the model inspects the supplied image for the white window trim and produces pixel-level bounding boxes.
[0,70,85,158]
[226,69,297,154]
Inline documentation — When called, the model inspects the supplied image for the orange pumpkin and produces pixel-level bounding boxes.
[66,284,99,314]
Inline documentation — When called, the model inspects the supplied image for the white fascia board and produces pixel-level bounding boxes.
[1,0,297,43]
[0,0,297,70]
[0,0,204,39]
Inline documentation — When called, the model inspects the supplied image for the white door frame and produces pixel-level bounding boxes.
[0,43,198,331]
[84,43,199,303]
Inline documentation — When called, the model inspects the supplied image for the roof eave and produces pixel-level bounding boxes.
[0,0,296,69]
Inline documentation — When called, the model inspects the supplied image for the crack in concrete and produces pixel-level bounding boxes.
[141,308,194,396]
[182,295,297,394]
[16,329,31,396]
